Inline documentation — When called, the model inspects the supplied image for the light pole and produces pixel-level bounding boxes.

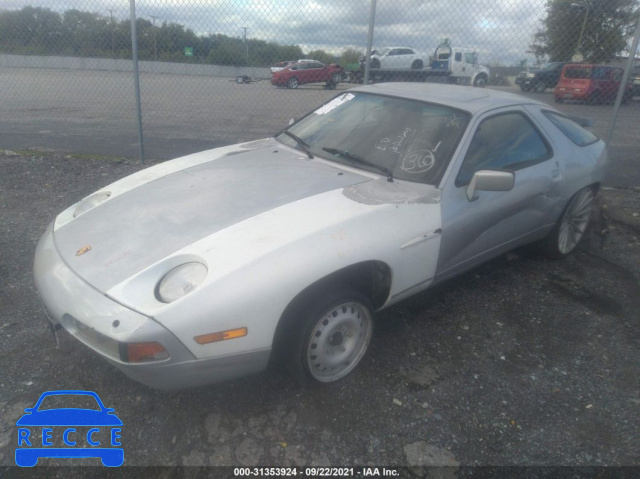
[107,9,115,55]
[570,2,589,62]
[150,15,159,60]
[242,27,248,63]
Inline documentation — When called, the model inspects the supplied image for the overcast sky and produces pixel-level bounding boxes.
[2,0,552,65]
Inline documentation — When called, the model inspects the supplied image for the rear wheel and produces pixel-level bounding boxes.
[520,84,532,92]
[371,58,380,69]
[540,187,595,259]
[411,60,423,70]
[286,77,299,89]
[287,287,374,384]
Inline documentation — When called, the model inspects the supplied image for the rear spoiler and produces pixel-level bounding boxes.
[567,115,594,127]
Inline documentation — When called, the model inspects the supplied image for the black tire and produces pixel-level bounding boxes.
[286,287,374,384]
[520,84,532,92]
[533,81,546,93]
[539,187,595,259]
[236,75,244,84]
[371,58,380,69]
[325,80,337,90]
[473,75,487,88]
[286,77,299,89]
[411,60,423,70]
[331,72,342,84]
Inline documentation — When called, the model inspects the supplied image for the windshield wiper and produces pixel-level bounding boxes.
[279,130,313,159]
[322,147,393,182]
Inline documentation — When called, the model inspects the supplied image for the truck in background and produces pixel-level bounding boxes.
[353,43,490,87]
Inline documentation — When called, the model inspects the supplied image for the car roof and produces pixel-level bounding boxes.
[351,83,549,115]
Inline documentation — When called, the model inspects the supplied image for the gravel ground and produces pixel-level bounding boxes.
[1,150,639,474]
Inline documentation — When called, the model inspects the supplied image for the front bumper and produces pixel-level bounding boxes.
[33,221,270,389]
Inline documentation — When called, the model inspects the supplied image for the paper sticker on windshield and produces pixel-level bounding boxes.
[314,93,355,115]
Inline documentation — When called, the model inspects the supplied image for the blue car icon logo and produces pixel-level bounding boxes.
[15,390,123,467]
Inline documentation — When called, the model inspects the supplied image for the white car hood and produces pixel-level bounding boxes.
[53,147,370,292]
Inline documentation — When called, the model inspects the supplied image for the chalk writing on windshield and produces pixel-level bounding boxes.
[401,140,441,174]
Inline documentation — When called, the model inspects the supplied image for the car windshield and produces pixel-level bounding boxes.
[542,62,561,71]
[276,92,470,185]
[37,394,101,411]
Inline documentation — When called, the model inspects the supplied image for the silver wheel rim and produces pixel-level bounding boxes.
[306,301,373,382]
[475,77,486,88]
[558,189,594,255]
[288,79,297,88]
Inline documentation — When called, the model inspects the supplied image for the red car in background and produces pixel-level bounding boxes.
[271,61,344,89]
[554,64,633,104]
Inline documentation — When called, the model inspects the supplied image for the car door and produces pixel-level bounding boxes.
[307,62,326,83]
[383,49,401,69]
[434,107,562,283]
[400,48,414,67]
[607,68,624,101]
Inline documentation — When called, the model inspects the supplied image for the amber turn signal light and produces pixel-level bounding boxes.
[121,342,169,363]
[194,327,248,345]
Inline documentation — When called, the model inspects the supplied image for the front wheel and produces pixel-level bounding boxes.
[371,59,380,69]
[473,75,487,88]
[411,60,423,70]
[286,77,299,89]
[287,288,374,383]
[520,84,532,92]
[540,187,595,259]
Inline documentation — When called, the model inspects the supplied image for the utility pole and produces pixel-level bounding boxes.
[150,15,159,60]
[242,27,248,63]
[107,9,115,55]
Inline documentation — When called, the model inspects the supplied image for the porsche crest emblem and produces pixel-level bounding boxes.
[75,245,92,256]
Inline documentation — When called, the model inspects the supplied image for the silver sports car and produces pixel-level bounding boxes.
[34,83,607,389]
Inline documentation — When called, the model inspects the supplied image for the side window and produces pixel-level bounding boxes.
[456,112,552,187]
[388,49,399,56]
[593,67,606,80]
[454,52,462,62]
[465,53,477,64]
[403,49,414,55]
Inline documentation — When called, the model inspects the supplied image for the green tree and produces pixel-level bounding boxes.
[530,0,638,63]
[306,49,335,64]
[339,48,361,66]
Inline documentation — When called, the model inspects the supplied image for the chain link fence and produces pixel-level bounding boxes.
[0,0,638,160]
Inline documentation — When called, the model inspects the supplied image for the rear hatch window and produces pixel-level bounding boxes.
[543,111,598,147]
[563,67,591,79]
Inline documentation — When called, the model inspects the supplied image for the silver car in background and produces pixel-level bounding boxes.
[34,84,607,389]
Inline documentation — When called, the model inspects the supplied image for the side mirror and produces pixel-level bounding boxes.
[466,170,515,201]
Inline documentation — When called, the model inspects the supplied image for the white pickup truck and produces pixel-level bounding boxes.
[357,43,490,88]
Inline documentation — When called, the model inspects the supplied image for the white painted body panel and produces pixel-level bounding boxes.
[107,183,442,359]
